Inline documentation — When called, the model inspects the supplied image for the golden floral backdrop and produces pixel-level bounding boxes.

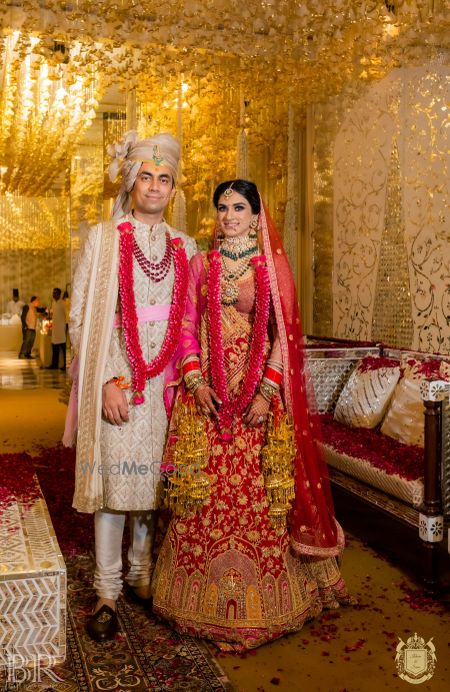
[313,55,449,353]
[0,1,449,320]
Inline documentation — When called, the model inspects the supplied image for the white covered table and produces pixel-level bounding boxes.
[0,324,22,352]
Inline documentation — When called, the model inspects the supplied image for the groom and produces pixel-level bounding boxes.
[68,131,196,641]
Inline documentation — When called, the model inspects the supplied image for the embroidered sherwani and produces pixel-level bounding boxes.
[70,215,196,513]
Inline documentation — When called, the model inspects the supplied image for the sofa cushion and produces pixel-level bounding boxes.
[334,355,400,429]
[381,357,450,447]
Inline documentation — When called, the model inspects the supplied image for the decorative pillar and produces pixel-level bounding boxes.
[236,87,248,179]
[419,378,448,594]
[173,82,187,231]
[283,102,297,277]
[126,88,137,131]
[372,141,413,346]
[300,104,314,334]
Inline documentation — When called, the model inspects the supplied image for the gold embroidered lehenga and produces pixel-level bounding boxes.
[153,245,351,651]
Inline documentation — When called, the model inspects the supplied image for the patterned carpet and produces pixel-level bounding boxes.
[0,446,233,691]
[47,553,232,691]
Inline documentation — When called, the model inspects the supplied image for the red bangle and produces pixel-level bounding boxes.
[183,359,201,375]
[264,366,282,385]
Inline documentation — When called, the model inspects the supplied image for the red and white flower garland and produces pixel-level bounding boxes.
[118,221,189,404]
[207,249,271,432]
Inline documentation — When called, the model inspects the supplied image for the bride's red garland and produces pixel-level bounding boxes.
[118,221,189,404]
[207,250,271,433]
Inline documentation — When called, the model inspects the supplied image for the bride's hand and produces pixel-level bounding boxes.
[244,393,270,427]
[194,384,222,417]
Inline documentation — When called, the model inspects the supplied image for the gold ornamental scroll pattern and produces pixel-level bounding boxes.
[371,141,414,348]
[332,75,396,340]
[323,58,448,350]
[404,60,450,354]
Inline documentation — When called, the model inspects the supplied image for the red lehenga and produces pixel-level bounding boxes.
[153,204,352,651]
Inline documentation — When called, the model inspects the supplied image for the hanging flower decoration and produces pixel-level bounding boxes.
[0,1,446,250]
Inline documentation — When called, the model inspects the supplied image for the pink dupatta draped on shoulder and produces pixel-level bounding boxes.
[164,254,206,414]
[164,201,343,557]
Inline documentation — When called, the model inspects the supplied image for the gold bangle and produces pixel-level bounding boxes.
[259,379,278,402]
[184,369,201,387]
[185,373,206,393]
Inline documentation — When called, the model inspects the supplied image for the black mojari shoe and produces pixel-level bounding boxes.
[85,604,118,642]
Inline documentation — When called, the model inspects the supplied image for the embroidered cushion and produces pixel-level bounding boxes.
[334,356,401,429]
[381,357,450,448]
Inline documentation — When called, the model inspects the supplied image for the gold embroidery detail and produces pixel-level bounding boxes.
[97,611,112,624]
[76,221,116,512]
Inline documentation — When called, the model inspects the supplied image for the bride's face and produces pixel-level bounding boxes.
[216,190,257,239]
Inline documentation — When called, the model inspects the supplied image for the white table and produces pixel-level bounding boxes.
[0,324,22,352]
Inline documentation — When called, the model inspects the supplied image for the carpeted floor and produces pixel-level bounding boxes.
[1,387,450,691]
[0,443,233,691]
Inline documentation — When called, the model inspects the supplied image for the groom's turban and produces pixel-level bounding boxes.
[108,131,180,218]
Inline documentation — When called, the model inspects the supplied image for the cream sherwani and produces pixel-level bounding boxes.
[70,215,196,513]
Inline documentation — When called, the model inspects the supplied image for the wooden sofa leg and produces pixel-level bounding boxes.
[419,397,444,595]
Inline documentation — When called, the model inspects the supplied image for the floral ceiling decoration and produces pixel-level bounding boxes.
[0,1,448,200]
[0,1,448,291]
[1,2,449,112]
[0,31,100,195]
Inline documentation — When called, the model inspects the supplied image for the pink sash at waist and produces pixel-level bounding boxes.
[113,304,171,328]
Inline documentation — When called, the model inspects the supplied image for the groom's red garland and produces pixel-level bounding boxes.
[207,250,271,433]
[118,221,189,404]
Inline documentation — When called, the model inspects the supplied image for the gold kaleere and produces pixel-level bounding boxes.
[165,401,211,517]
[261,411,296,530]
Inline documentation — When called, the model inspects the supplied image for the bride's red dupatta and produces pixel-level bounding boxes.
[260,201,344,556]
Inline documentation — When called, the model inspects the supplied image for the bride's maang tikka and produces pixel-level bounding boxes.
[223,182,234,198]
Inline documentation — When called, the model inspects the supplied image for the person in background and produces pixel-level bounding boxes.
[18,296,40,359]
[7,288,24,317]
[48,287,67,371]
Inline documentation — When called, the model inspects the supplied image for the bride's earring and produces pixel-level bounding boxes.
[249,217,258,238]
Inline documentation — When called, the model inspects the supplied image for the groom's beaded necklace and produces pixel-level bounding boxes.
[132,231,172,282]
